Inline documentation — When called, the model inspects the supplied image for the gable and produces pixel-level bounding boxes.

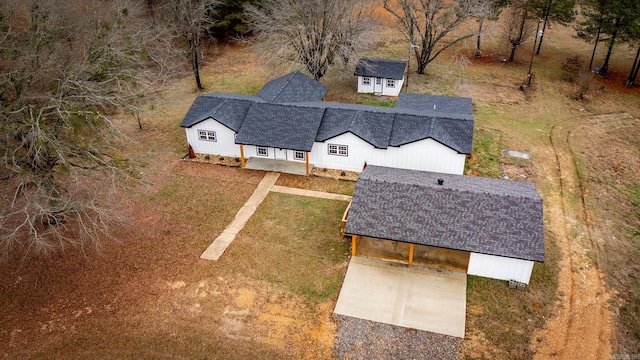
[257,71,328,103]
[234,103,325,151]
[345,166,545,262]
[316,107,394,149]
[180,93,262,131]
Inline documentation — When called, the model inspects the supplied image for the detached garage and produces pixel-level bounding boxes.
[343,165,544,285]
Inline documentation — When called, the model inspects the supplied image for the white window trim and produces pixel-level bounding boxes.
[362,77,371,85]
[198,129,217,142]
[386,79,395,88]
[256,146,268,157]
[328,144,348,157]
[294,151,306,161]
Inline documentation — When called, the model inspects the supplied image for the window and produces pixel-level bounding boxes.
[198,129,217,142]
[328,144,348,156]
[362,77,371,85]
[376,78,382,85]
[294,151,305,161]
[257,147,268,157]
[386,79,395,88]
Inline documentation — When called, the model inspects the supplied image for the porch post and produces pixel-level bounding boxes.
[305,152,310,175]
[239,144,245,168]
[351,235,359,257]
[408,244,415,265]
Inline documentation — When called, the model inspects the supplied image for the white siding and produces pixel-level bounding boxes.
[381,78,404,96]
[309,133,465,174]
[467,253,535,284]
[185,118,240,157]
[357,76,405,97]
[357,76,375,93]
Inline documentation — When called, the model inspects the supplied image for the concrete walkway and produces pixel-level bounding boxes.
[334,256,467,338]
[200,172,280,260]
[271,185,352,202]
[201,172,352,261]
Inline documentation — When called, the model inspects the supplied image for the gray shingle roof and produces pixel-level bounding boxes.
[354,58,407,80]
[316,107,395,149]
[257,71,328,103]
[234,103,325,151]
[396,93,473,116]
[344,165,545,262]
[179,93,263,130]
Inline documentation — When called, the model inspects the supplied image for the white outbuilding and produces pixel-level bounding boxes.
[354,58,407,97]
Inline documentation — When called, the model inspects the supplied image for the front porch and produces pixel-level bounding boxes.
[244,157,313,176]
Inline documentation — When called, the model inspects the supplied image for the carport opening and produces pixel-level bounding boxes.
[354,236,470,273]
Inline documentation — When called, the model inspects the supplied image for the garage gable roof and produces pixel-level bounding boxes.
[344,166,545,262]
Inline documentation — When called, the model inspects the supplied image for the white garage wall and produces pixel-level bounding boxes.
[309,132,466,174]
[467,253,535,284]
[185,118,240,157]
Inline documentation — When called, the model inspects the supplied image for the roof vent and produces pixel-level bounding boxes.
[437,178,444,185]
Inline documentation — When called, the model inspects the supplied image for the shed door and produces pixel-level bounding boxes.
[274,148,287,160]
[374,78,383,94]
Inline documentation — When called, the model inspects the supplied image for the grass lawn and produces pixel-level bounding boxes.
[219,193,351,305]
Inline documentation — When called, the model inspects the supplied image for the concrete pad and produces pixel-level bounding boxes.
[502,149,531,159]
[334,257,467,338]
[200,172,280,261]
[245,158,311,176]
[270,185,352,202]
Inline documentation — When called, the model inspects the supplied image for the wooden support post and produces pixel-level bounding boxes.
[408,244,415,265]
[239,144,245,168]
[305,152,309,175]
[351,235,359,257]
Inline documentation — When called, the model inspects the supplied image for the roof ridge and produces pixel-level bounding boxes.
[366,173,540,200]
[273,72,296,101]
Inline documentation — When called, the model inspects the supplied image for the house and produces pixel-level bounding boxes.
[354,58,407,96]
[344,165,544,285]
[180,71,473,175]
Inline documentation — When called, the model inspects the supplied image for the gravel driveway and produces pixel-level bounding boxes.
[332,315,461,360]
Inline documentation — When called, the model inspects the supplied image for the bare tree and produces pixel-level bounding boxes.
[473,0,511,57]
[0,0,182,260]
[384,0,484,74]
[166,0,219,90]
[502,0,536,61]
[245,0,375,81]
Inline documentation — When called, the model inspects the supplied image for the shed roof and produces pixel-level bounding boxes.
[234,103,325,152]
[354,58,407,80]
[344,166,545,262]
[257,71,328,103]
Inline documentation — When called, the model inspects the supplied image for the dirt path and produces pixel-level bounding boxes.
[532,122,614,359]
